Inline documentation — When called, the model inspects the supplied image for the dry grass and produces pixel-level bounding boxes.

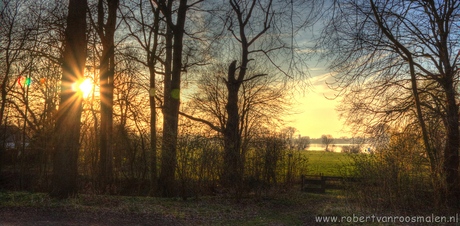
[0,190,348,225]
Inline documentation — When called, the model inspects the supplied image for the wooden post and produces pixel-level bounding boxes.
[320,173,325,193]
[321,177,325,193]
[301,175,304,190]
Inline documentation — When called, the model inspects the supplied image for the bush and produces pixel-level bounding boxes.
[343,132,443,211]
[341,145,361,154]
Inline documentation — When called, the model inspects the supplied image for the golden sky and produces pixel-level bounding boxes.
[283,68,349,139]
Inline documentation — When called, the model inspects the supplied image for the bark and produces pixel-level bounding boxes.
[148,4,161,193]
[444,77,459,205]
[0,81,7,173]
[98,0,119,191]
[440,39,459,206]
[437,2,459,203]
[158,0,188,197]
[50,0,87,199]
[220,0,254,188]
[149,63,157,191]
[159,17,173,197]
[222,61,242,186]
[0,82,7,129]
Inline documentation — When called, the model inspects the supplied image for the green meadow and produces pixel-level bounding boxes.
[303,151,350,176]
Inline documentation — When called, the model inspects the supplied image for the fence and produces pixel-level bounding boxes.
[301,173,361,193]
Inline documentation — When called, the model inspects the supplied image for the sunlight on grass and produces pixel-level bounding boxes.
[303,151,350,176]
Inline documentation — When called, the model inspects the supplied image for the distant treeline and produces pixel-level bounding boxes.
[308,137,366,144]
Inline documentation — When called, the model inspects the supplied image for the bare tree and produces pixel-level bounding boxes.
[282,127,298,150]
[88,0,120,190]
[0,0,34,127]
[183,63,294,186]
[296,136,310,150]
[321,134,333,152]
[219,0,319,188]
[0,0,41,174]
[51,0,87,199]
[153,0,199,197]
[119,0,164,192]
[179,0,321,189]
[282,127,298,139]
[319,0,460,204]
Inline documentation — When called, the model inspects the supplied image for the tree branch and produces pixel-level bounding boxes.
[179,111,222,133]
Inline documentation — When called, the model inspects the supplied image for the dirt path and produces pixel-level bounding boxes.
[0,207,183,226]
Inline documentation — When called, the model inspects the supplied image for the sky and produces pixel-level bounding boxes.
[283,66,349,139]
[280,22,350,139]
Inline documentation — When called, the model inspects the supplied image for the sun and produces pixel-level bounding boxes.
[73,78,93,98]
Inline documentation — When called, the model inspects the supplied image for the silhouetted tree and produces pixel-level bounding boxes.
[181,0,321,190]
[319,0,460,205]
[155,0,197,197]
[88,0,119,191]
[321,134,333,152]
[119,0,163,192]
[51,0,87,199]
[296,136,310,150]
[0,0,40,173]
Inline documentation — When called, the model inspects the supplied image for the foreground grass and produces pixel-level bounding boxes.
[303,151,350,176]
[0,189,352,225]
[1,188,453,225]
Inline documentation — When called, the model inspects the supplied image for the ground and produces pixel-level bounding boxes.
[0,151,452,225]
[0,151,352,226]
[0,206,180,226]
[0,190,340,226]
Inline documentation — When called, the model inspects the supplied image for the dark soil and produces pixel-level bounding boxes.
[0,207,183,226]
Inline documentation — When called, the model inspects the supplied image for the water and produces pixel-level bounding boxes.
[306,143,371,153]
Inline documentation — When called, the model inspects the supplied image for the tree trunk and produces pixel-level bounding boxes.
[442,71,459,206]
[149,63,157,191]
[98,0,119,191]
[159,19,173,197]
[438,16,459,205]
[0,84,7,129]
[223,60,242,187]
[159,0,188,197]
[0,87,7,174]
[222,39,249,190]
[148,6,161,194]
[50,0,87,199]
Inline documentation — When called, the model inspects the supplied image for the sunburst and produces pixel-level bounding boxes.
[72,78,93,98]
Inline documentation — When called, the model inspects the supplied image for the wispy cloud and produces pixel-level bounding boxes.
[294,48,325,54]
[310,72,337,87]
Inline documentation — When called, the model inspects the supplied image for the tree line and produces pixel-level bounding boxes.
[1,0,459,207]
[319,0,460,207]
[0,0,320,198]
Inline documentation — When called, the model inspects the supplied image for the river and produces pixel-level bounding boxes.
[306,143,372,153]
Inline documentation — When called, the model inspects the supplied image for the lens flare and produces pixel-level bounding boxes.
[73,78,93,98]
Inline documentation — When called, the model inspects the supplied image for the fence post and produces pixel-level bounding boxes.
[320,173,325,193]
[301,175,304,191]
[321,178,325,193]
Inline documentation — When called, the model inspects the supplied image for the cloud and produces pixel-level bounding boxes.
[309,72,337,87]
[294,48,326,54]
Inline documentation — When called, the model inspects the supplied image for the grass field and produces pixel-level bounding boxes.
[303,151,351,176]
